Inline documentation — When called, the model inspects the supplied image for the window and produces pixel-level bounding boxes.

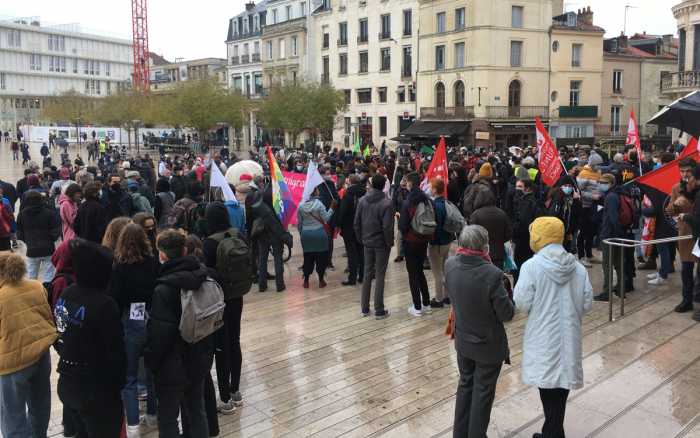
[397,86,406,102]
[339,53,348,75]
[30,54,42,71]
[255,74,263,94]
[403,10,412,36]
[436,12,446,33]
[344,89,351,104]
[279,39,286,58]
[73,58,78,74]
[106,81,111,95]
[572,43,582,67]
[380,48,391,71]
[381,14,391,39]
[359,51,368,73]
[344,116,351,134]
[286,5,292,20]
[322,56,330,82]
[8,29,21,48]
[508,80,521,112]
[272,9,278,23]
[612,70,622,93]
[570,80,581,106]
[300,2,306,16]
[48,34,65,51]
[254,41,260,55]
[435,45,445,70]
[359,18,368,43]
[105,62,111,77]
[510,41,522,67]
[409,85,416,102]
[455,8,465,30]
[454,81,465,106]
[95,61,100,76]
[379,116,387,136]
[454,42,465,68]
[49,56,55,72]
[435,82,445,108]
[291,36,298,56]
[323,32,330,49]
[0,73,5,90]
[267,41,273,60]
[83,59,89,74]
[339,22,347,45]
[233,76,242,92]
[402,46,412,77]
[357,88,372,103]
[378,87,387,103]
[611,106,622,134]
[322,0,330,10]
[512,6,523,28]
[96,80,101,95]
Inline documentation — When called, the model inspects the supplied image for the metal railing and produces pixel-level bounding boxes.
[485,105,549,119]
[661,71,700,93]
[603,235,693,322]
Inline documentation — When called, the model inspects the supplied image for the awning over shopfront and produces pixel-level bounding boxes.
[398,121,470,139]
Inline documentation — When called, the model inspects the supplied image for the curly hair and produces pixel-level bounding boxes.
[0,252,27,284]
[114,223,152,265]
[101,217,132,251]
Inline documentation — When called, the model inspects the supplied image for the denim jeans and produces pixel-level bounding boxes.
[0,350,51,438]
[25,256,55,283]
[658,242,673,279]
[121,314,156,426]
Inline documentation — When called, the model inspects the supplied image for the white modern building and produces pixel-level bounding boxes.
[226,1,268,148]
[313,0,419,148]
[0,17,133,133]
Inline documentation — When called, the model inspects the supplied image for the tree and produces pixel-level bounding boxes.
[42,90,97,125]
[162,78,248,145]
[257,81,346,146]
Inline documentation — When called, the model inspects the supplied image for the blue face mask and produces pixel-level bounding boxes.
[599,184,610,193]
[561,186,573,196]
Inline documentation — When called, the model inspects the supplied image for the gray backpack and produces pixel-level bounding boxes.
[411,200,437,239]
[443,200,466,235]
[179,277,226,344]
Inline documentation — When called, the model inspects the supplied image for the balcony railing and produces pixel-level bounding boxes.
[251,53,260,63]
[357,35,368,44]
[661,71,700,94]
[559,105,598,118]
[231,56,239,65]
[485,106,549,119]
[593,124,625,137]
[378,32,391,41]
[401,66,412,78]
[241,54,250,64]
[337,38,347,47]
[420,106,475,120]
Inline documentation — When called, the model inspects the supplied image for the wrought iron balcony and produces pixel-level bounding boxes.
[558,105,598,118]
[661,71,700,95]
[231,56,239,65]
[251,53,261,63]
[420,106,475,120]
[485,106,549,119]
[241,54,250,64]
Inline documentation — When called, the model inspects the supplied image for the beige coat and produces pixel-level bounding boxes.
[666,183,696,263]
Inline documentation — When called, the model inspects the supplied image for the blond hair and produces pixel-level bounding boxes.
[0,252,27,283]
[102,217,132,251]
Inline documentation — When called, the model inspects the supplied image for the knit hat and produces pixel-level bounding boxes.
[479,162,493,178]
[529,217,565,253]
[588,152,603,168]
[126,170,140,179]
[577,165,600,181]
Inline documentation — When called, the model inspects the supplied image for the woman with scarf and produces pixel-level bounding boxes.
[444,225,514,438]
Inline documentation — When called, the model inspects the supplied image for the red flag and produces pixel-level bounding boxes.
[626,110,643,160]
[535,117,564,187]
[680,137,699,158]
[636,150,700,197]
[420,136,448,196]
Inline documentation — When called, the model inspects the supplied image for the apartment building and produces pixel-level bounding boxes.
[150,57,227,92]
[313,0,419,148]
[0,18,133,132]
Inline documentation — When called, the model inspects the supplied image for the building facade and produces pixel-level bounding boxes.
[313,0,420,148]
[664,0,700,98]
[0,18,133,133]
[150,57,227,92]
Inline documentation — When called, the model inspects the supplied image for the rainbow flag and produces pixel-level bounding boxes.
[266,146,295,229]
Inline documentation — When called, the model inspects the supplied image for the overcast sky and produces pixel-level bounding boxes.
[0,0,679,61]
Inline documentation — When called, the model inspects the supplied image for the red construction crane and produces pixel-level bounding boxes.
[131,0,150,92]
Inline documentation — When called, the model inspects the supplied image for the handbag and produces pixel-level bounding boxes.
[310,213,333,237]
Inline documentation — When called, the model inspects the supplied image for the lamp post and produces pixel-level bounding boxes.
[132,119,142,155]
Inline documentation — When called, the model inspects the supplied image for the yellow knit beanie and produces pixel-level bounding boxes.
[530,217,565,253]
[479,162,493,178]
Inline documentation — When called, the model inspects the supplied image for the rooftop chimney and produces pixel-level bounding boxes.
[245,1,255,10]
[578,6,593,26]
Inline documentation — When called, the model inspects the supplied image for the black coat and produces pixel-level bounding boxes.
[73,199,109,243]
[338,183,366,231]
[145,256,214,391]
[470,205,512,263]
[55,283,126,392]
[16,196,61,258]
[0,179,17,208]
[109,257,159,315]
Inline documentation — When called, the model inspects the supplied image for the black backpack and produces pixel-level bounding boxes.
[210,229,252,300]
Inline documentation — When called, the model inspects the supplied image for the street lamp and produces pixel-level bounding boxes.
[132,119,142,155]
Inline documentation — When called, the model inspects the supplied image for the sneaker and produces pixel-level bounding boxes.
[594,292,610,302]
[375,310,389,320]
[422,304,433,314]
[646,272,659,280]
[361,311,370,317]
[430,298,444,308]
[231,391,243,407]
[408,305,423,317]
[648,277,667,286]
[217,400,236,415]
[140,414,157,427]
[442,297,451,305]
[580,258,592,268]
[126,425,141,438]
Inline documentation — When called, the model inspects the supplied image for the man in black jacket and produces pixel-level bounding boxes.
[54,238,126,437]
[100,174,133,219]
[317,165,339,269]
[147,229,214,438]
[512,179,539,284]
[339,174,366,285]
[16,191,61,283]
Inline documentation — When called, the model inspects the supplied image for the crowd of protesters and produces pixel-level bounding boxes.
[0,136,697,438]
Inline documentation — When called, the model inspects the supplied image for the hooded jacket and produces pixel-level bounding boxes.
[109,256,159,316]
[461,178,495,218]
[16,193,61,258]
[73,198,109,244]
[145,256,214,390]
[59,194,78,241]
[513,244,593,390]
[354,189,394,248]
[469,197,512,263]
[297,198,333,232]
